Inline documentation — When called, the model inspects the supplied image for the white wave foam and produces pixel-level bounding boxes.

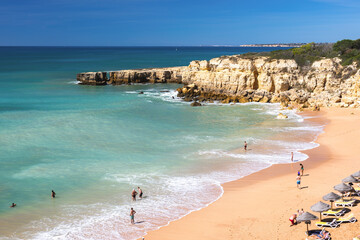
[68,81,81,85]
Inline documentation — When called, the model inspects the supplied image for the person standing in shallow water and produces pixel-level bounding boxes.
[244,141,247,151]
[138,187,143,199]
[51,190,56,198]
[291,152,294,162]
[131,189,138,201]
[130,208,136,224]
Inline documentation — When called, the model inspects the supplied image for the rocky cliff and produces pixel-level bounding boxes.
[76,55,360,108]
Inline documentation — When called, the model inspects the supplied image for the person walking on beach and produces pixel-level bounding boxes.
[131,189,138,201]
[300,163,304,176]
[138,187,143,199]
[244,141,247,151]
[289,212,297,226]
[130,208,136,224]
[291,152,294,162]
[51,190,56,198]
[296,175,301,189]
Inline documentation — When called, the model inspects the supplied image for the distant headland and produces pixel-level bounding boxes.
[239,43,306,47]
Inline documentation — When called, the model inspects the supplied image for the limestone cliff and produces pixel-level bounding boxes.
[76,55,360,108]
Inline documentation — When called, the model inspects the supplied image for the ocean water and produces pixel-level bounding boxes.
[0,47,323,240]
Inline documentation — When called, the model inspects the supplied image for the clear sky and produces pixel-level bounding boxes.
[0,0,359,46]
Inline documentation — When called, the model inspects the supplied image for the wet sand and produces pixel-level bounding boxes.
[143,108,360,240]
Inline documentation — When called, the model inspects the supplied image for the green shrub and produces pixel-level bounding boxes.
[240,38,360,67]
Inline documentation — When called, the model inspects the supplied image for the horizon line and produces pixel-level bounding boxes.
[0,44,314,48]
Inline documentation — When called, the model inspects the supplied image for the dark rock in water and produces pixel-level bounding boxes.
[191,101,202,107]
[139,91,144,94]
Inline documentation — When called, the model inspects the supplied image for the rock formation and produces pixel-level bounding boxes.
[76,72,108,85]
[76,55,360,108]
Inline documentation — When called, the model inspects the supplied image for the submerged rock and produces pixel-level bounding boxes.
[191,101,202,107]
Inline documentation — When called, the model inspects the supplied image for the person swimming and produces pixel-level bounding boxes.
[10,203,16,208]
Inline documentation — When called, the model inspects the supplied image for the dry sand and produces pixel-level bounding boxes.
[143,108,360,240]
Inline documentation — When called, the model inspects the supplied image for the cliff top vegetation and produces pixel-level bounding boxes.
[240,39,360,67]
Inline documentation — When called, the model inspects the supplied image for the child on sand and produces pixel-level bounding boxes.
[300,163,304,176]
[296,175,301,189]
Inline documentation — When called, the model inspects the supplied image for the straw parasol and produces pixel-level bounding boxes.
[342,175,360,183]
[311,201,330,221]
[322,192,341,209]
[334,183,352,192]
[297,212,318,234]
[353,171,360,178]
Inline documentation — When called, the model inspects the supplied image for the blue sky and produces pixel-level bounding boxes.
[0,0,359,46]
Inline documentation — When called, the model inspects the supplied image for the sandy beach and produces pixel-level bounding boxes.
[144,108,360,240]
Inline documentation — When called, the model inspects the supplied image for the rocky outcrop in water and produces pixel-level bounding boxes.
[108,67,185,85]
[76,55,360,108]
[77,67,185,85]
[76,72,108,85]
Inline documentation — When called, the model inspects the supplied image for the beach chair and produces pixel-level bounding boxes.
[322,208,346,217]
[315,219,340,228]
[337,213,357,223]
[334,199,355,207]
[306,228,331,240]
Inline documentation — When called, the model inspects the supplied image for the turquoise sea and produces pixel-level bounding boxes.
[0,47,322,239]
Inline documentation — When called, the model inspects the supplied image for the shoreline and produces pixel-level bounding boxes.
[143,108,360,240]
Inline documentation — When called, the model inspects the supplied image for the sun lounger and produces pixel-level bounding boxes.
[306,229,331,240]
[306,233,331,240]
[335,199,355,207]
[315,219,340,228]
[337,213,357,223]
[322,208,346,217]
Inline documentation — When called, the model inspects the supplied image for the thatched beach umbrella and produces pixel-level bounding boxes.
[334,183,352,192]
[311,201,330,221]
[297,212,318,234]
[322,192,341,209]
[353,171,360,178]
[342,175,360,183]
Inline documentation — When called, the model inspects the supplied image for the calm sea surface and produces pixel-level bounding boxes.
[0,47,322,239]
